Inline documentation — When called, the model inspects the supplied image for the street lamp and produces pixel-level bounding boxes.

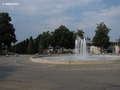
[0,36,6,55]
[0,36,3,54]
[2,43,4,48]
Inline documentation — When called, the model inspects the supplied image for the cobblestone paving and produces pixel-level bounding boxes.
[16,56,120,70]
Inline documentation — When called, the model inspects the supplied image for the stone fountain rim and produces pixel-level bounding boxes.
[29,56,120,65]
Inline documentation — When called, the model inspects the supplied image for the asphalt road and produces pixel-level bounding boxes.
[0,55,120,90]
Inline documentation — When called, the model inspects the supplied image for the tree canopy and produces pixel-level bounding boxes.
[92,22,111,49]
[0,12,17,54]
[27,36,34,54]
[9,25,85,54]
[0,12,17,48]
[76,29,84,39]
[116,36,120,47]
[52,25,75,50]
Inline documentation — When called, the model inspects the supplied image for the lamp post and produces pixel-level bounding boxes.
[0,36,5,55]
[0,36,2,54]
[5,45,8,54]
[1,43,4,55]
[119,36,120,54]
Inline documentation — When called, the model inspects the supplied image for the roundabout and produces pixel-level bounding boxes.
[1,55,120,90]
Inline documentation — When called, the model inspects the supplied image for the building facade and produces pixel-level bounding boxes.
[89,42,120,54]
[47,42,120,54]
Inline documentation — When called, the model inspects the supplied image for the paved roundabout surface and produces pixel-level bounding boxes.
[19,57,120,70]
[0,55,120,90]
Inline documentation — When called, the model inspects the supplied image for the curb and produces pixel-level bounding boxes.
[29,57,120,65]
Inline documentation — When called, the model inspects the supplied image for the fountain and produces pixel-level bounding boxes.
[75,36,87,59]
[30,36,120,65]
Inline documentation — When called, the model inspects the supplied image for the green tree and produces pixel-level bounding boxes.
[64,31,74,49]
[43,31,51,49]
[9,45,15,52]
[14,44,17,53]
[34,38,39,53]
[18,42,22,53]
[38,31,52,53]
[38,35,44,53]
[27,36,34,54]
[76,29,84,39]
[23,40,26,53]
[36,34,42,53]
[92,22,111,50]
[116,36,120,47]
[52,25,75,52]
[20,41,26,53]
[14,43,19,53]
[0,12,17,54]
[50,31,57,52]
[25,38,29,53]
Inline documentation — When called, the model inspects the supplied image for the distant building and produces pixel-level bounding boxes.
[47,42,120,54]
[89,42,120,54]
[90,46,101,54]
[107,42,119,54]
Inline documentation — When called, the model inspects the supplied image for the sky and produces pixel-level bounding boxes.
[0,0,120,43]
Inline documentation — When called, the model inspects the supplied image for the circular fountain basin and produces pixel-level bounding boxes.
[36,55,120,61]
[30,55,120,65]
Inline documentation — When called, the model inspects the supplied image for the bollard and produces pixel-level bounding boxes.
[15,54,18,57]
[6,54,9,57]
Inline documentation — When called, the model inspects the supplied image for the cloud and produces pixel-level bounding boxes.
[0,0,100,15]
[75,5,120,41]
[79,5,120,28]
[0,0,120,41]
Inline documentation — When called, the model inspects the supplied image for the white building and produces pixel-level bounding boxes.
[90,46,101,54]
[47,42,120,54]
[89,42,120,54]
[107,42,119,54]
